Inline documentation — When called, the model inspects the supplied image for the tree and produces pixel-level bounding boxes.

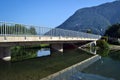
[105,23,120,38]
[29,27,37,35]
[0,24,37,35]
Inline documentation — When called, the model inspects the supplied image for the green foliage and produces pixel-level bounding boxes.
[97,40,109,49]
[97,49,110,57]
[11,46,37,61]
[29,26,37,35]
[101,36,108,42]
[105,23,120,38]
[40,44,49,47]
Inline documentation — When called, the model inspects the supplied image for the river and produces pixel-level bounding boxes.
[0,46,120,80]
[69,50,120,80]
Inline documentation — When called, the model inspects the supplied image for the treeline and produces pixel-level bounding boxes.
[105,23,120,38]
[0,24,37,35]
[104,23,120,44]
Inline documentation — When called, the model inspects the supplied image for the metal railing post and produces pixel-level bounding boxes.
[4,23,7,40]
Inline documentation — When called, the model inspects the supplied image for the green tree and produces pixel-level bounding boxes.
[105,23,120,38]
[0,24,37,35]
[29,26,37,35]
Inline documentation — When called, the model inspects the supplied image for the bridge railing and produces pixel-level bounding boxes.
[0,22,101,39]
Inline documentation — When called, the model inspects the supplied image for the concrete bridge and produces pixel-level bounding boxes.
[0,22,101,61]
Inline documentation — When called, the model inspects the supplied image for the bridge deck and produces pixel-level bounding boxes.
[0,36,98,43]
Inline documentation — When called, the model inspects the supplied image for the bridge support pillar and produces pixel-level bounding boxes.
[90,41,96,54]
[90,41,96,47]
[0,47,11,61]
[50,43,63,52]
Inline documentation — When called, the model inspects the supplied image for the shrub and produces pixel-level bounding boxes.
[101,36,108,42]
[97,40,109,49]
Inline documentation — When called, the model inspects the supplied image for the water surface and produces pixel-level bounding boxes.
[0,47,92,80]
[70,50,120,80]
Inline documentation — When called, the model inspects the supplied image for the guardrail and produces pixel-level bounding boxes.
[0,22,101,39]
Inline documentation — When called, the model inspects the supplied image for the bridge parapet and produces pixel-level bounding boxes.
[0,22,101,41]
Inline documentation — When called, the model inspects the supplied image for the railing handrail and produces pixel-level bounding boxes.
[0,22,101,39]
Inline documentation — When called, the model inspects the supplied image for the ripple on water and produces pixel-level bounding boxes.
[69,72,115,80]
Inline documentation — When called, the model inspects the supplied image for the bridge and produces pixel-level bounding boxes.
[0,22,101,61]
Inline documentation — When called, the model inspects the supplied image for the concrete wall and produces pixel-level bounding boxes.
[50,43,63,52]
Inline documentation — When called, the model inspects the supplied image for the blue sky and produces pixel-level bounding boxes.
[0,0,115,28]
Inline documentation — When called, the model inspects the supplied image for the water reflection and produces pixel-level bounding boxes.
[79,47,96,55]
[11,46,37,62]
[70,72,114,80]
[69,49,120,80]
[44,49,120,80]
[1,45,120,80]
[0,48,92,80]
[97,48,120,61]
[109,50,120,61]
[11,46,50,62]
[97,49,109,57]
[37,48,50,57]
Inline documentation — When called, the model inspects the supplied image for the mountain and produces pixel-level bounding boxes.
[57,1,120,35]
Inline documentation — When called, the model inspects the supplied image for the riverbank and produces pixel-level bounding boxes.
[109,45,120,50]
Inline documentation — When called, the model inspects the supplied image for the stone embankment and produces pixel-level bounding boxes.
[110,45,120,50]
[41,55,101,80]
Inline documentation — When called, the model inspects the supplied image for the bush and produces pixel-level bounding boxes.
[97,40,109,49]
[101,36,108,42]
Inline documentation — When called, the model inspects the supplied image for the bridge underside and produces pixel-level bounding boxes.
[0,40,96,61]
[0,36,99,61]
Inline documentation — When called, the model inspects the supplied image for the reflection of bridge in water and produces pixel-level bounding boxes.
[0,22,101,61]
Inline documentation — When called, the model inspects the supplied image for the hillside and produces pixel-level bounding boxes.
[57,1,120,35]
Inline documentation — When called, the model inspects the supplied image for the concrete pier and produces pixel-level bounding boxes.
[90,41,97,54]
[90,41,96,47]
[50,43,63,52]
[0,47,11,61]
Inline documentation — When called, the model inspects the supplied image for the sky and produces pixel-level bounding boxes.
[0,0,115,28]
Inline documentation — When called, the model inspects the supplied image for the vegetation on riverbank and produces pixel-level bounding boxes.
[11,44,49,61]
[96,23,120,52]
[105,23,120,38]
[97,40,109,49]
[11,46,37,61]
[104,23,120,45]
